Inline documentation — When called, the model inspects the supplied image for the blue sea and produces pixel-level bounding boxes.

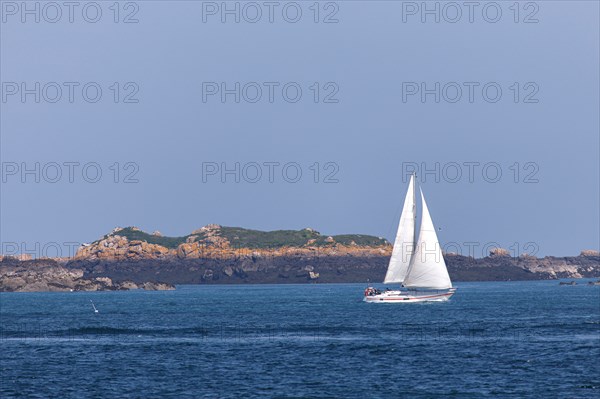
[1,281,599,398]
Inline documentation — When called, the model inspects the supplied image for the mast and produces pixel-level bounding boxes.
[412,172,417,257]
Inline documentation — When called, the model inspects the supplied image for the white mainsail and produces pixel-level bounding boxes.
[402,188,452,290]
[383,174,416,284]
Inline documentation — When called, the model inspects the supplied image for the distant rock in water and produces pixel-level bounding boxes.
[141,282,175,291]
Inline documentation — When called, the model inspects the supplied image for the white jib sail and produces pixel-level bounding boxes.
[403,188,452,290]
[383,174,416,284]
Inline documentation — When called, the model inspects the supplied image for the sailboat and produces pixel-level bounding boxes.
[364,173,456,303]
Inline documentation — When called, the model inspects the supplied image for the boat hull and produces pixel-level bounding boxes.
[363,288,456,303]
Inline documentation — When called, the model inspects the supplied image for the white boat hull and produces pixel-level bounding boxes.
[363,288,456,303]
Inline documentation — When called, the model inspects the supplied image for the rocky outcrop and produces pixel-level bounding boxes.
[444,253,600,281]
[75,235,171,261]
[0,254,32,261]
[0,258,175,292]
[62,252,600,286]
[3,252,599,290]
[581,250,600,257]
[489,247,511,257]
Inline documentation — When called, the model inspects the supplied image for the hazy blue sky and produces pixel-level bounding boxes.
[1,1,598,257]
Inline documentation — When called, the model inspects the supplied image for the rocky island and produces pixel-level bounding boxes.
[1,225,598,292]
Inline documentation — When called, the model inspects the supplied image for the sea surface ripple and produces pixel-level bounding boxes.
[1,280,599,398]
